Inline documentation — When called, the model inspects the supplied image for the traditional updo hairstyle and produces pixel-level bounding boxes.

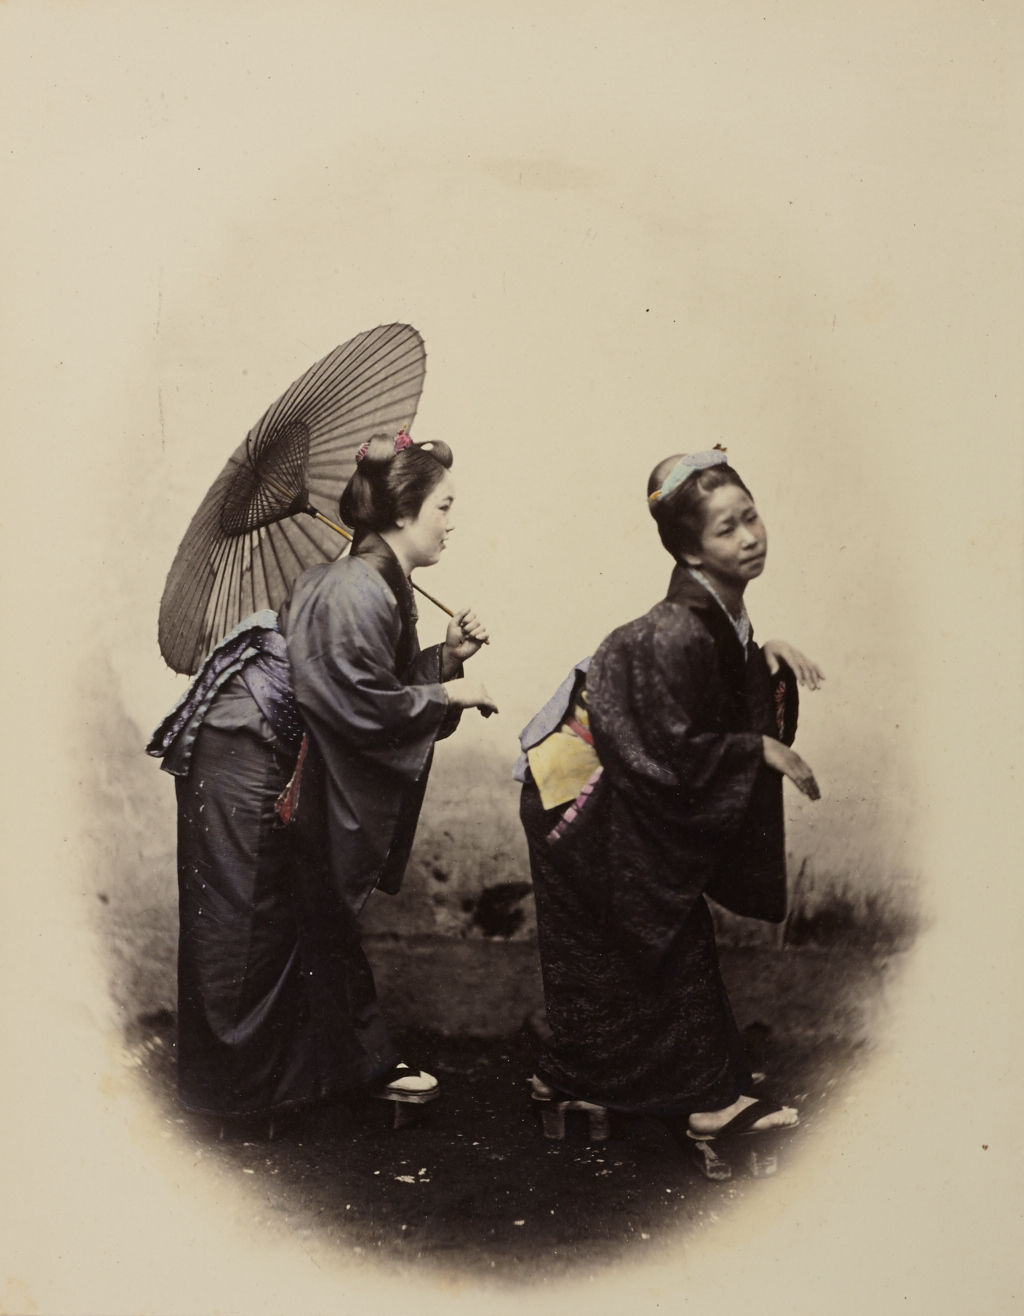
[647,456,752,563]
[339,434,454,535]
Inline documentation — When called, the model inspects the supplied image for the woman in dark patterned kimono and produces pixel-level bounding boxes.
[150,433,496,1123]
[517,449,823,1178]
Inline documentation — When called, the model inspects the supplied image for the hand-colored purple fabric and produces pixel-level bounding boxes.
[175,723,398,1116]
[147,610,285,777]
[512,656,592,782]
[239,630,304,751]
[279,532,458,914]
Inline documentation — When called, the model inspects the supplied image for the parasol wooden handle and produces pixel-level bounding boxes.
[309,508,353,541]
[309,509,488,645]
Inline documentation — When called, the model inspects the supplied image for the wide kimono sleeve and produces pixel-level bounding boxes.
[590,603,765,836]
[557,602,792,973]
[285,559,452,783]
[403,643,463,741]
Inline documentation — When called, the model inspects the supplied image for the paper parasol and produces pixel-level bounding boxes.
[158,322,453,675]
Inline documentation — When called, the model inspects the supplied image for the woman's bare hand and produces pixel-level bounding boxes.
[762,736,820,800]
[762,639,825,691]
[443,606,490,669]
[445,678,499,718]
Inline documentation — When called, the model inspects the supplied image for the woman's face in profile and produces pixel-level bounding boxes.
[685,484,768,588]
[395,471,456,570]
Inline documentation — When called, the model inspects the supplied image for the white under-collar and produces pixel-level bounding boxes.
[687,568,751,648]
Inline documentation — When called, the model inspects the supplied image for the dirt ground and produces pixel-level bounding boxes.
[126,946,904,1283]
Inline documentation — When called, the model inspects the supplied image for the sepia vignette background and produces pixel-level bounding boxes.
[1,3,1021,1314]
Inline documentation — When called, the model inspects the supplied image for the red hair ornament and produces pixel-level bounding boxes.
[355,428,413,464]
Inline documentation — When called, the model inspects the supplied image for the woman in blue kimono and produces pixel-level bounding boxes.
[150,433,496,1122]
[517,449,823,1178]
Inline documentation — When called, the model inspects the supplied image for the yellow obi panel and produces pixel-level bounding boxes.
[526,704,601,811]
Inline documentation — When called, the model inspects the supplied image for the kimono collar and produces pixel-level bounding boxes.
[350,530,417,672]
[665,561,751,694]
[686,568,751,647]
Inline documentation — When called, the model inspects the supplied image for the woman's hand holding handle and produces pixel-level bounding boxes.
[762,736,820,800]
[443,607,489,668]
[446,678,499,718]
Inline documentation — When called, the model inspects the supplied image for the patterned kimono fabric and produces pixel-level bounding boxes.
[520,565,797,1117]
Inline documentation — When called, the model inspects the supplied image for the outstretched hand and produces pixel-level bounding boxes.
[444,607,489,664]
[445,678,499,718]
[762,736,821,801]
[762,639,826,691]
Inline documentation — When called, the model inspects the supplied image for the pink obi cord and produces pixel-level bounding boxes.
[545,767,604,846]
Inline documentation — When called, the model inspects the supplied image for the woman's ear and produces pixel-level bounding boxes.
[394,518,406,529]
[681,552,702,568]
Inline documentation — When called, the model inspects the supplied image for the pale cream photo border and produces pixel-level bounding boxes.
[1,3,1020,1313]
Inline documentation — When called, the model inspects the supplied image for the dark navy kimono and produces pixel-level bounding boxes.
[520,565,798,1116]
[151,533,459,1117]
